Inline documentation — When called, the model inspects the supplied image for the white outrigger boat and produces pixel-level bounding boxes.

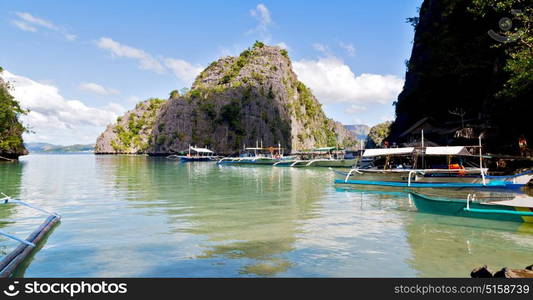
[0,193,60,277]
[217,144,287,165]
[167,146,216,162]
[274,147,358,168]
[333,146,532,189]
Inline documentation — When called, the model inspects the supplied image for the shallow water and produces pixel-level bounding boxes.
[0,154,532,277]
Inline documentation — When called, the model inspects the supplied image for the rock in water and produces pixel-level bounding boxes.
[148,42,356,155]
[0,73,28,160]
[95,98,166,154]
[470,265,493,278]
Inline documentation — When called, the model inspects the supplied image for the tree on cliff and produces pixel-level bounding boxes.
[366,121,392,148]
[0,68,28,158]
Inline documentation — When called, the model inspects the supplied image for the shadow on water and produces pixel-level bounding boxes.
[95,157,326,276]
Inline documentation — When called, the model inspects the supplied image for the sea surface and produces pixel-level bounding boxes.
[0,154,532,277]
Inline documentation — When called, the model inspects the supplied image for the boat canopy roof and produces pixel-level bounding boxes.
[190,147,213,153]
[245,147,283,150]
[362,147,415,157]
[424,146,471,156]
[313,147,343,152]
[489,195,533,208]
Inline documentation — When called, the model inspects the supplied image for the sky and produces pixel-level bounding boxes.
[0,0,422,145]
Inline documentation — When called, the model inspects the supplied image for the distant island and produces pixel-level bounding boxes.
[25,142,95,154]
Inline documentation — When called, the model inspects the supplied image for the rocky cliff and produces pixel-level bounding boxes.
[95,98,166,154]
[390,0,532,154]
[0,69,28,160]
[96,42,357,155]
[149,42,356,155]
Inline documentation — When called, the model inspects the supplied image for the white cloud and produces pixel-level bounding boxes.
[276,42,289,50]
[96,37,165,73]
[339,42,356,57]
[12,12,76,41]
[11,20,37,32]
[293,56,403,105]
[345,104,367,114]
[96,37,204,84]
[79,82,119,95]
[0,70,125,144]
[164,58,204,85]
[250,4,271,32]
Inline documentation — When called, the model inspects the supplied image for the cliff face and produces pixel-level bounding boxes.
[0,73,28,160]
[390,0,532,153]
[95,98,166,154]
[148,42,356,155]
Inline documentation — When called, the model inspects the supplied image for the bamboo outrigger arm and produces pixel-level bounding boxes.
[0,193,61,277]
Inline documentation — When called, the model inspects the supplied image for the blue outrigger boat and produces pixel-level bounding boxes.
[409,192,533,223]
[168,146,216,162]
[333,146,532,189]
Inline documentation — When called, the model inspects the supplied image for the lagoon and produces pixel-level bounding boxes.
[1,154,532,277]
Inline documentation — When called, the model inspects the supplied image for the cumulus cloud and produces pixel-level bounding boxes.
[79,82,119,95]
[96,37,202,84]
[164,58,204,85]
[96,37,165,73]
[293,56,403,105]
[0,70,125,144]
[12,12,76,40]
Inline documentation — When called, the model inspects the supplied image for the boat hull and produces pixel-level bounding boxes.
[275,159,357,168]
[410,193,533,223]
[333,169,522,189]
[217,158,281,165]
[179,156,213,162]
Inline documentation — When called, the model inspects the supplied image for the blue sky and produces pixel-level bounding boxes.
[0,0,422,145]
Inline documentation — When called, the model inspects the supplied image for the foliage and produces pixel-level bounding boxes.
[368,121,392,147]
[110,98,166,153]
[170,90,180,99]
[0,78,28,154]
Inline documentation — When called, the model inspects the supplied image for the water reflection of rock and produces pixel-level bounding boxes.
[178,166,325,276]
[404,212,533,277]
[95,158,325,276]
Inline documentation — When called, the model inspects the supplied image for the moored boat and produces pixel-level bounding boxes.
[217,145,285,165]
[409,192,533,223]
[168,146,216,162]
[333,146,532,189]
[274,147,358,168]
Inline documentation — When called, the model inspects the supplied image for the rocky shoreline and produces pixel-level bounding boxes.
[471,265,533,278]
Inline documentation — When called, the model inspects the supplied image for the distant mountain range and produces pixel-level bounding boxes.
[25,143,95,153]
[343,124,370,141]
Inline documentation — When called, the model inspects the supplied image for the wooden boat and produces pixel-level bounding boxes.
[409,192,533,223]
[168,146,216,162]
[333,146,532,189]
[274,147,358,168]
[0,193,60,277]
[218,145,285,166]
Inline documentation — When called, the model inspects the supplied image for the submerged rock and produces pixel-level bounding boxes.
[471,265,533,278]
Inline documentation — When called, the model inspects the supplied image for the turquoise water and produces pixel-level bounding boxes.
[0,154,532,277]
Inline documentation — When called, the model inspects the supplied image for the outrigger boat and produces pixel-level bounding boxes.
[409,192,533,223]
[217,144,286,166]
[0,193,60,277]
[167,146,216,162]
[274,147,358,168]
[333,146,532,189]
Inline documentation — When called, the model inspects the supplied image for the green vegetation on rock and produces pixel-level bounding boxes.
[0,72,28,158]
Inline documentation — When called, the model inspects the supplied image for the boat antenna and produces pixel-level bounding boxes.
[421,129,425,148]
